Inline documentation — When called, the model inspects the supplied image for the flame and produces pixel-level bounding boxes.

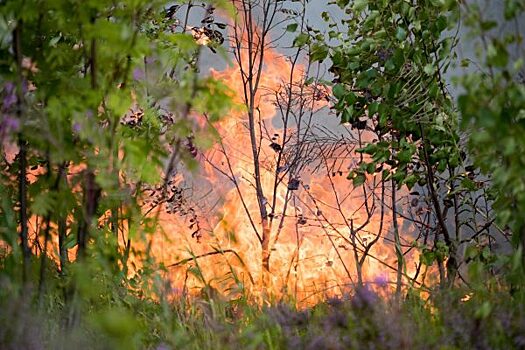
[0,8,434,306]
[149,19,427,305]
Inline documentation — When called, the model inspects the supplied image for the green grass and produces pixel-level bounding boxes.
[1,256,525,350]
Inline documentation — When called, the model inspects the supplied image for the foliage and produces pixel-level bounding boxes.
[0,0,233,346]
[457,0,525,254]
[0,0,524,349]
[311,0,461,191]
[2,263,525,349]
[0,0,233,273]
[304,0,504,287]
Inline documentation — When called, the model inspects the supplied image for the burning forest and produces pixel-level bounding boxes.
[1,0,525,349]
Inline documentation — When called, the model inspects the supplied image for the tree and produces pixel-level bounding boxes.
[0,0,232,315]
[457,0,525,273]
[311,0,500,288]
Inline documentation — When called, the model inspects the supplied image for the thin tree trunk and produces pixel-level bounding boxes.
[235,0,278,290]
[77,170,100,259]
[392,179,403,299]
[58,216,68,274]
[419,124,456,286]
[350,219,363,287]
[13,21,31,282]
[38,162,67,304]
[77,38,101,259]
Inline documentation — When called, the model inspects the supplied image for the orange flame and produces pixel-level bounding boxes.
[149,23,426,305]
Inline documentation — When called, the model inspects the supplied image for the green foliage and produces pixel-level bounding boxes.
[0,1,524,349]
[0,0,233,271]
[313,0,461,190]
[457,1,525,249]
[0,0,234,346]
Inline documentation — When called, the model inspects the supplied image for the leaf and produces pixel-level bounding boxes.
[310,43,328,62]
[357,143,377,155]
[293,33,310,47]
[480,20,497,31]
[352,0,368,12]
[286,23,298,32]
[49,35,62,47]
[368,102,379,115]
[404,174,418,189]
[352,173,366,187]
[31,191,56,216]
[475,302,492,319]
[487,41,509,67]
[168,33,198,52]
[395,27,407,41]
[421,249,435,266]
[423,63,435,75]
[332,84,345,99]
[64,233,77,249]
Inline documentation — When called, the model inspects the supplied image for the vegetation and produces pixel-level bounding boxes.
[0,0,524,349]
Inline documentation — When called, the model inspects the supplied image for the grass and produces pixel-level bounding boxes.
[1,255,525,349]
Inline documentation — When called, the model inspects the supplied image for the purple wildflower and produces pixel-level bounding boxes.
[352,286,378,310]
[72,122,81,133]
[2,82,17,111]
[5,116,20,131]
[4,81,15,92]
[3,93,17,110]
[374,274,389,288]
[132,67,145,81]
[0,115,20,144]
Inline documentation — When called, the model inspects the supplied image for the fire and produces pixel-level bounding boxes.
[0,4,430,306]
[149,13,425,305]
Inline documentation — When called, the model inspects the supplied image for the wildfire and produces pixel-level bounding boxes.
[149,12,424,306]
[0,4,430,307]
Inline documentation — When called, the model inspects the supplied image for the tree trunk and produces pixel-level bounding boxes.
[77,170,100,259]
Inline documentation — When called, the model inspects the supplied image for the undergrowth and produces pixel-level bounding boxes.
[1,256,524,350]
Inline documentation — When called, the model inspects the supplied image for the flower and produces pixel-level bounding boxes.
[352,286,378,309]
[2,93,17,111]
[0,115,20,144]
[374,273,389,288]
[4,81,15,92]
[21,57,39,73]
[132,67,145,81]
[2,115,20,131]
[72,122,81,133]
[2,82,17,111]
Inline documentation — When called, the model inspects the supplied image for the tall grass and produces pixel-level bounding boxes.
[1,254,524,350]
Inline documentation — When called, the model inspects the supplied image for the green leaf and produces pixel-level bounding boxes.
[368,102,379,115]
[310,43,329,62]
[480,20,497,31]
[487,41,509,67]
[404,174,418,189]
[423,63,435,75]
[333,84,345,99]
[475,302,492,319]
[421,249,435,266]
[357,143,377,155]
[396,27,407,41]
[352,173,366,187]
[31,191,56,216]
[168,33,198,52]
[352,0,368,12]
[293,33,310,47]
[286,23,298,32]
